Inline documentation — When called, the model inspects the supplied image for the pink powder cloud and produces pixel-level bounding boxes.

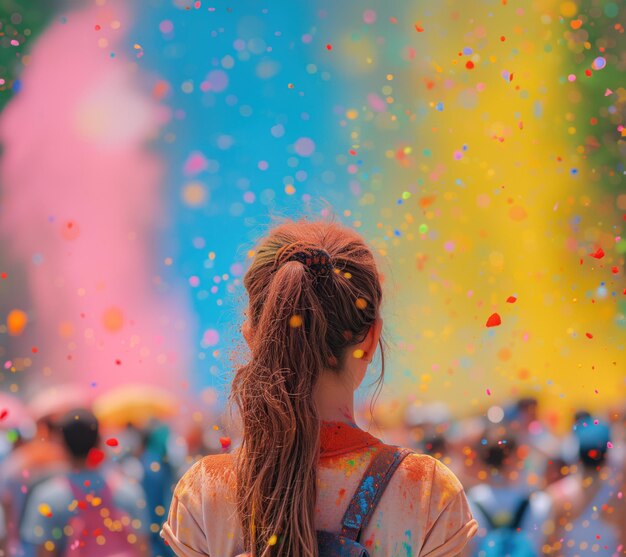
[0,2,192,397]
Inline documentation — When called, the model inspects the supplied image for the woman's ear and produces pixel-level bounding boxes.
[363,317,383,362]
[242,320,253,348]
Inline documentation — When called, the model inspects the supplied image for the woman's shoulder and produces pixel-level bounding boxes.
[174,453,237,505]
[394,451,465,506]
[163,453,242,557]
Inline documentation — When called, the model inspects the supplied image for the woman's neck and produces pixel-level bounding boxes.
[313,369,355,424]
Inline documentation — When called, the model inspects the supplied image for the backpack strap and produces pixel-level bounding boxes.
[340,446,413,542]
[473,496,530,531]
[472,500,496,530]
[510,497,530,530]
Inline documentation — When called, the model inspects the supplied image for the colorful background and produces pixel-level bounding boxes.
[0,0,624,431]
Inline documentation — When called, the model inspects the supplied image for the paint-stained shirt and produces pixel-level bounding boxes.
[161,421,477,557]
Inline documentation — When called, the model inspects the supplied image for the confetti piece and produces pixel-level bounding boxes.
[589,248,605,259]
[506,296,517,303]
[608,441,614,448]
[414,22,424,32]
[591,57,606,71]
[325,44,332,51]
[486,313,501,327]
[0,409,8,420]
[486,389,492,396]
[289,314,303,327]
[465,61,475,70]
[105,438,119,447]
[86,448,105,468]
[219,437,231,449]
[586,332,593,339]
[7,309,28,336]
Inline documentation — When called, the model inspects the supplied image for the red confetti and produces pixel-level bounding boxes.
[1,272,6,279]
[31,347,38,353]
[465,60,475,70]
[611,266,619,274]
[0,409,8,420]
[589,248,605,259]
[105,438,119,447]
[586,332,593,339]
[86,448,105,468]
[486,313,501,327]
[506,296,517,303]
[94,24,101,31]
[414,22,424,32]
[325,44,332,51]
[219,437,231,449]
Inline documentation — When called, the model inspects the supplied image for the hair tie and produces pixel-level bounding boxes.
[275,242,333,277]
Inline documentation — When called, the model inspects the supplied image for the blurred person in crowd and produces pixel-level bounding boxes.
[507,397,559,491]
[139,421,175,557]
[0,502,6,556]
[546,419,626,556]
[559,410,592,466]
[463,425,552,556]
[0,416,67,557]
[20,408,150,557]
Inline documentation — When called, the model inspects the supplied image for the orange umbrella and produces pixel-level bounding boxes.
[93,384,178,428]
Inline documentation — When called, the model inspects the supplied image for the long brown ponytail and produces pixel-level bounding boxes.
[230,220,384,557]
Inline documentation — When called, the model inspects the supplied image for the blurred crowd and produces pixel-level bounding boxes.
[0,389,623,556]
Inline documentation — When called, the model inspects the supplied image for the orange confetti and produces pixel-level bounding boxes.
[419,196,437,208]
[414,22,424,32]
[7,309,28,336]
